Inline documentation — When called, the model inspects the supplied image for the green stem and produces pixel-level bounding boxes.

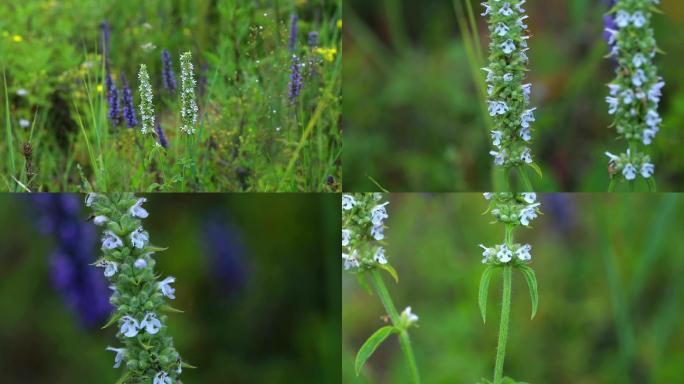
[370,270,421,384]
[494,265,512,384]
[608,178,616,192]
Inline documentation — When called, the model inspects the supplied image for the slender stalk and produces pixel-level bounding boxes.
[517,167,534,192]
[494,265,512,384]
[370,270,421,384]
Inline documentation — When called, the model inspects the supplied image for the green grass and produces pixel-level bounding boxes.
[0,0,341,192]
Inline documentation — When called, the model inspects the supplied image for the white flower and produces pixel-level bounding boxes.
[519,127,531,142]
[93,215,109,226]
[615,10,630,28]
[605,152,620,163]
[632,69,646,87]
[154,371,173,384]
[520,108,536,129]
[158,276,177,299]
[129,197,149,218]
[130,227,149,249]
[621,89,634,104]
[16,89,28,97]
[342,194,356,210]
[371,202,389,226]
[494,23,509,37]
[342,252,360,271]
[19,119,30,128]
[104,261,118,277]
[85,193,98,207]
[102,231,123,250]
[401,306,419,324]
[641,162,655,178]
[373,247,387,265]
[645,109,661,129]
[522,193,536,204]
[623,164,637,180]
[631,11,646,28]
[342,229,351,246]
[503,73,513,82]
[105,347,126,368]
[632,53,646,68]
[141,312,162,334]
[608,84,621,96]
[520,147,533,164]
[134,258,147,269]
[499,2,513,16]
[488,100,509,116]
[371,225,384,241]
[479,244,494,263]
[606,97,619,114]
[516,244,532,261]
[501,40,516,55]
[481,3,491,16]
[520,203,540,226]
[491,130,503,147]
[522,83,532,101]
[497,244,512,263]
[642,128,658,145]
[490,149,506,166]
[648,80,665,103]
[120,316,140,337]
[483,193,494,200]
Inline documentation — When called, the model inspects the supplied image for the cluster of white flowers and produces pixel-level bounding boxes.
[484,192,540,227]
[179,51,199,135]
[88,194,183,383]
[137,64,155,135]
[482,0,536,168]
[604,0,662,182]
[479,243,532,264]
[342,193,389,272]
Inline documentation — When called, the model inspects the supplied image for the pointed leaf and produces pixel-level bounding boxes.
[181,361,198,369]
[101,312,122,329]
[378,263,399,283]
[355,326,398,376]
[159,304,185,313]
[478,265,497,323]
[518,265,539,319]
[527,163,543,179]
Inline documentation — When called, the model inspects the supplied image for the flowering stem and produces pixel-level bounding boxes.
[369,270,421,384]
[493,265,512,384]
[517,167,533,192]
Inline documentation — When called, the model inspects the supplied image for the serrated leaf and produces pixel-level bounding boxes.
[378,263,399,283]
[527,162,543,179]
[518,265,538,319]
[355,326,398,376]
[101,312,121,329]
[478,265,497,323]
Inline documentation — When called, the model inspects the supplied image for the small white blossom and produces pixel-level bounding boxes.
[134,258,147,269]
[130,227,149,249]
[158,276,177,299]
[401,306,419,324]
[641,162,654,178]
[520,147,533,164]
[373,247,387,265]
[615,10,630,28]
[93,215,109,226]
[129,197,149,218]
[501,40,516,55]
[479,244,494,264]
[516,244,532,261]
[491,130,503,147]
[103,261,118,277]
[342,252,360,271]
[522,193,536,204]
[120,316,140,337]
[371,225,385,241]
[631,11,646,28]
[154,371,173,384]
[494,23,509,37]
[371,202,389,226]
[519,203,540,226]
[141,312,162,334]
[342,194,356,210]
[342,229,351,246]
[105,347,125,368]
[623,164,637,180]
[497,244,512,263]
[490,149,506,166]
[102,231,123,250]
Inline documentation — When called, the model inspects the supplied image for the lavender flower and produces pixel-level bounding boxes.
[155,122,169,148]
[308,31,319,48]
[288,14,299,52]
[106,72,121,127]
[101,21,111,68]
[288,55,303,104]
[31,194,112,328]
[121,73,138,128]
[202,219,248,296]
[161,49,177,92]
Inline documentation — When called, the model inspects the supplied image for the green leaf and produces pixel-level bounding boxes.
[114,370,132,384]
[355,326,398,376]
[101,312,121,329]
[181,361,198,369]
[518,265,539,319]
[378,263,399,283]
[527,162,543,179]
[478,265,497,323]
[159,304,185,313]
[146,183,162,192]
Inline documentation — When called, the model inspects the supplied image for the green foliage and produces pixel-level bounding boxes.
[0,0,342,192]
[355,326,398,375]
[478,265,497,323]
[518,264,538,319]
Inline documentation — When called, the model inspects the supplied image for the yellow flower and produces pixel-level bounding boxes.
[315,47,338,62]
[12,35,23,43]
[96,84,104,93]
[337,19,342,30]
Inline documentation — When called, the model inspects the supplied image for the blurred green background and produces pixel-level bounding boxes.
[0,193,340,383]
[343,0,684,192]
[343,193,684,383]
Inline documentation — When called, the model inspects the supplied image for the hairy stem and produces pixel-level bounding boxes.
[370,270,421,384]
[494,265,512,384]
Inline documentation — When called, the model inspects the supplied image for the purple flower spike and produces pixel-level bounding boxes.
[288,55,303,104]
[162,49,177,92]
[288,14,299,52]
[100,21,111,68]
[155,122,169,148]
[31,194,112,328]
[308,31,319,48]
[202,219,248,296]
[121,73,138,128]
[106,72,121,127]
